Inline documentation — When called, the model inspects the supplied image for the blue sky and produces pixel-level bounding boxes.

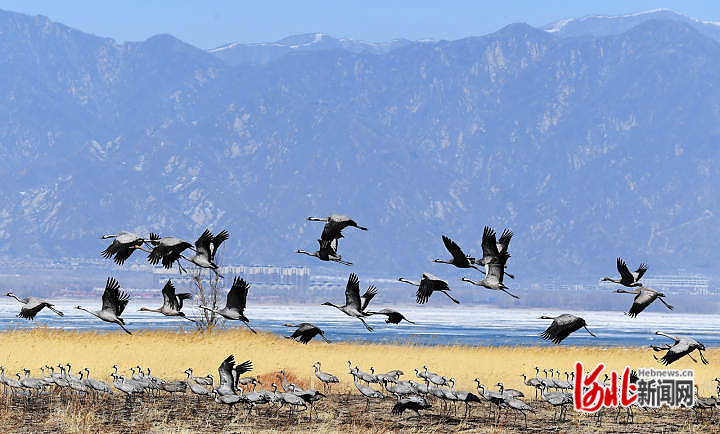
[2,1,719,48]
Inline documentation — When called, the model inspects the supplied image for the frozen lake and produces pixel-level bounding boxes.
[0,298,717,347]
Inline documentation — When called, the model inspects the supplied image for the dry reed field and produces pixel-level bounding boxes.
[1,327,719,433]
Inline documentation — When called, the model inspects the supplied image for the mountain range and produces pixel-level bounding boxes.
[1,8,719,284]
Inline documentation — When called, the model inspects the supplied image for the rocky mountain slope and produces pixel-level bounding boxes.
[1,9,719,280]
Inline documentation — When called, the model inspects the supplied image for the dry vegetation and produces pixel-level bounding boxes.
[1,327,719,432]
[2,390,718,433]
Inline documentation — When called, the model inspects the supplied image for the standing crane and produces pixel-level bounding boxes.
[383,378,415,397]
[20,369,46,395]
[539,383,573,421]
[449,379,484,418]
[416,365,438,380]
[212,389,245,416]
[521,372,542,400]
[312,362,339,392]
[184,369,211,402]
[497,383,534,428]
[348,362,377,385]
[82,368,113,395]
[350,369,384,410]
[185,368,213,387]
[474,380,506,422]
[496,382,524,399]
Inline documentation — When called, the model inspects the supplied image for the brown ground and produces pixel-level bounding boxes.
[3,330,719,432]
[1,388,717,433]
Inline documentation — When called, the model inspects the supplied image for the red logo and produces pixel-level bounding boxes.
[574,361,637,412]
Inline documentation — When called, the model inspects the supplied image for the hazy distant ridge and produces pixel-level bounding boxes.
[0,9,719,280]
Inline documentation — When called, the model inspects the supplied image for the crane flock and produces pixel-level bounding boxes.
[0,212,713,431]
[2,213,706,364]
[2,355,717,430]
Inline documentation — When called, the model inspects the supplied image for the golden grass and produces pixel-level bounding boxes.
[1,326,718,398]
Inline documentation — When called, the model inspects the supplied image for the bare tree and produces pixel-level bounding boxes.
[190,249,225,330]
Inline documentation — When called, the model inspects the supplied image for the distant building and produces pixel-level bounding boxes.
[151,264,311,300]
[308,274,348,294]
[599,271,711,296]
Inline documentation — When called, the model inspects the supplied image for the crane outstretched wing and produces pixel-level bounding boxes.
[416,280,432,304]
[195,229,213,259]
[659,341,692,365]
[442,235,467,263]
[210,230,229,260]
[497,228,513,255]
[148,232,161,245]
[161,280,176,309]
[298,326,321,344]
[161,248,185,268]
[416,273,448,304]
[227,277,250,313]
[635,263,648,281]
[112,245,136,266]
[116,290,130,316]
[218,354,235,391]
[101,240,122,259]
[234,360,253,376]
[321,221,343,241]
[101,277,130,316]
[102,238,138,266]
[101,277,120,313]
[481,226,500,263]
[360,285,378,311]
[175,293,192,310]
[540,315,583,344]
[18,300,45,320]
[627,290,654,317]
[317,238,340,256]
[345,273,362,310]
[147,244,164,265]
[149,236,191,268]
[616,258,634,283]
